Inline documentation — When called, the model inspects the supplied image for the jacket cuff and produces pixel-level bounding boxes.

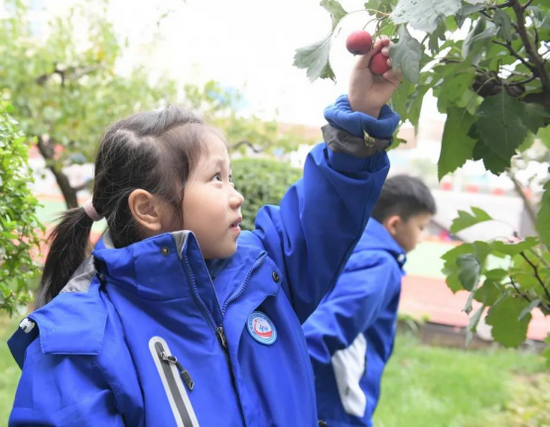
[322,125,392,159]
[324,95,400,138]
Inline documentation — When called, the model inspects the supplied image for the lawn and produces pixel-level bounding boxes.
[0,318,548,425]
[375,333,549,427]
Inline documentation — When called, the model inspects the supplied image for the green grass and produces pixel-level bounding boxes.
[0,316,21,424]
[374,333,548,427]
[0,320,547,426]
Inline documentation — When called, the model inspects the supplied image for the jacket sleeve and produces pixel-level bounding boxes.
[252,96,399,323]
[9,339,124,427]
[302,252,396,369]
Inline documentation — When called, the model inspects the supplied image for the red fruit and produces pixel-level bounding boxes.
[369,52,391,75]
[346,30,372,55]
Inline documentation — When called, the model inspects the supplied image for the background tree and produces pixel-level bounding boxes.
[294,0,549,363]
[0,1,313,210]
[231,158,303,231]
[0,99,44,315]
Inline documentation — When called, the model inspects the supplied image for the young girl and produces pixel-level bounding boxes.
[9,40,401,426]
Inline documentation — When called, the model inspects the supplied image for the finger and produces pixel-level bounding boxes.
[383,67,403,86]
[354,38,384,70]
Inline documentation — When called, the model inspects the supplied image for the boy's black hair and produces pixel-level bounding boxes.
[371,174,436,223]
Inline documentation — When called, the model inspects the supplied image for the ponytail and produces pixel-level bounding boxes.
[35,207,94,309]
[35,105,211,308]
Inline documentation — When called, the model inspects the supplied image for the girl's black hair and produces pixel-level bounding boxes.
[35,106,218,308]
[371,174,436,223]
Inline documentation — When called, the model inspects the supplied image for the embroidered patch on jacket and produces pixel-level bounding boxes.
[247,311,277,345]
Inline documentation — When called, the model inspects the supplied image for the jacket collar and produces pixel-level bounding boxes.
[359,219,407,268]
[93,230,270,304]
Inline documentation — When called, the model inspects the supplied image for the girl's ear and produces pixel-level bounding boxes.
[128,189,164,236]
[383,214,402,237]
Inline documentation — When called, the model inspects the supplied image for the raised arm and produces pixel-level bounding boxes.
[251,39,402,323]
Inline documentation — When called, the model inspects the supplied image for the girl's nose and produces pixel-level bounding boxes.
[230,188,244,209]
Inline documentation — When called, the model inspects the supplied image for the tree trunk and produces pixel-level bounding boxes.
[36,136,79,209]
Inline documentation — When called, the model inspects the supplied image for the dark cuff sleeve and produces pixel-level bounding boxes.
[324,95,400,138]
[322,125,392,159]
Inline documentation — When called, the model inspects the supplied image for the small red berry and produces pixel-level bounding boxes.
[369,52,391,75]
[346,30,373,55]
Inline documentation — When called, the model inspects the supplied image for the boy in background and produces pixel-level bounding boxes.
[304,174,436,427]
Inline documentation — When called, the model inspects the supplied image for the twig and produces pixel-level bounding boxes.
[520,251,550,301]
[488,1,512,10]
[508,75,537,86]
[509,277,532,302]
[522,0,534,10]
[492,40,537,74]
[508,171,538,227]
[510,0,550,93]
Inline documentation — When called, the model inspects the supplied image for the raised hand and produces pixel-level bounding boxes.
[348,37,403,119]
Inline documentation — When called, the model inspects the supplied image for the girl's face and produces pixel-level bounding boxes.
[182,134,244,259]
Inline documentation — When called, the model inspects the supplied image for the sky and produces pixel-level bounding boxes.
[109,0,444,126]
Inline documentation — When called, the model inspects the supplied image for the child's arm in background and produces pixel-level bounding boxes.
[249,39,402,323]
[302,250,398,369]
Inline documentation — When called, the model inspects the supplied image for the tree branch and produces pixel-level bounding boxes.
[510,0,550,93]
[508,75,537,86]
[488,1,512,10]
[509,276,532,303]
[507,171,538,227]
[229,140,269,154]
[522,0,534,10]
[36,136,79,208]
[492,40,537,74]
[519,252,550,302]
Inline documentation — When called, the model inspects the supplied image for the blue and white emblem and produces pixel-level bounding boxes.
[247,311,277,345]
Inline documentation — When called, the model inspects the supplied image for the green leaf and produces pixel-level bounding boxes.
[462,18,497,59]
[293,34,334,82]
[494,9,513,42]
[389,25,422,83]
[442,243,474,293]
[472,140,511,174]
[492,237,539,256]
[537,179,550,249]
[456,4,485,28]
[437,72,477,112]
[457,254,481,291]
[477,91,528,160]
[486,296,531,347]
[474,279,502,306]
[537,126,550,150]
[518,299,540,321]
[522,103,548,134]
[450,207,492,234]
[391,0,461,32]
[438,108,477,180]
[466,304,485,345]
[320,0,347,30]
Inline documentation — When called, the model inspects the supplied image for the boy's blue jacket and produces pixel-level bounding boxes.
[8,96,398,427]
[303,218,406,427]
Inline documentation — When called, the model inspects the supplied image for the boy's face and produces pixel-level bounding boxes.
[387,212,432,253]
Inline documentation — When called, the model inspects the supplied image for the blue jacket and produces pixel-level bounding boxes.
[8,97,399,427]
[303,219,406,427]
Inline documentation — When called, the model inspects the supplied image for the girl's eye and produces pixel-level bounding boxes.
[213,173,222,182]
[229,175,236,187]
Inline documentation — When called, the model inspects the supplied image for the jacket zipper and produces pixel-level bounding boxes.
[183,252,266,427]
[149,337,199,427]
[221,253,267,316]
